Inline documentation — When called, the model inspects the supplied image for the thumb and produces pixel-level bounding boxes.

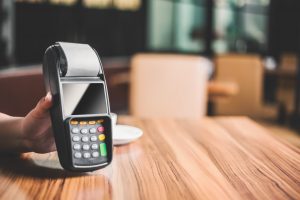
[30,92,53,119]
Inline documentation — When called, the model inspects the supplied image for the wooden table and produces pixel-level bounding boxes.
[0,117,300,200]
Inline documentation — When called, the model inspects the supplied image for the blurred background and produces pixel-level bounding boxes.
[0,0,300,143]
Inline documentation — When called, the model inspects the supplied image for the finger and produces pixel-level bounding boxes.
[30,92,53,119]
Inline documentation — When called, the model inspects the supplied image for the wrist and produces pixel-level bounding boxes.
[18,117,32,152]
[13,117,30,152]
[0,116,29,153]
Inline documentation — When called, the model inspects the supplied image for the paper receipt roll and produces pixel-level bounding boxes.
[58,42,102,77]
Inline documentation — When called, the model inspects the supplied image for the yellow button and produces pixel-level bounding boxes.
[96,120,104,124]
[98,134,105,141]
[80,121,87,125]
[70,120,78,125]
[88,121,96,125]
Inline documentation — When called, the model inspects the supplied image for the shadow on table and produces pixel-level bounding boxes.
[0,153,85,179]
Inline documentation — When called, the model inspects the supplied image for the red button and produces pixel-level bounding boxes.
[97,126,104,132]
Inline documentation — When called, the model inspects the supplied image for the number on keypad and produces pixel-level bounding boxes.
[92,152,99,158]
[91,136,97,142]
[83,152,91,158]
[73,144,81,150]
[91,144,98,150]
[81,128,88,134]
[82,144,90,150]
[72,128,79,134]
[74,152,82,158]
[72,136,80,142]
[82,136,89,142]
[89,128,97,134]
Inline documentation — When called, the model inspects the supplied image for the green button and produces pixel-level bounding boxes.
[100,143,107,157]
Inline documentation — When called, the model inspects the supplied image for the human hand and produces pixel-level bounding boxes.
[21,92,56,153]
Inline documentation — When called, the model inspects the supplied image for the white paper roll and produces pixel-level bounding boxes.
[58,42,102,77]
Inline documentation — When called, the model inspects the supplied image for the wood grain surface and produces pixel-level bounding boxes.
[0,116,299,200]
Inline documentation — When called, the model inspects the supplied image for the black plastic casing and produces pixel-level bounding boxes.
[42,43,113,172]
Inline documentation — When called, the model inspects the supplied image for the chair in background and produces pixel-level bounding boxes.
[213,54,278,119]
[276,53,298,117]
[129,53,211,119]
[207,81,239,101]
[0,66,45,117]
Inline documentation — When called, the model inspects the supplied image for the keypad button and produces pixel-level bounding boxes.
[74,152,82,158]
[92,152,99,158]
[70,120,78,125]
[82,136,89,142]
[91,135,97,142]
[97,126,104,132]
[89,121,96,125]
[91,143,98,150]
[80,121,87,125]
[81,128,88,134]
[72,128,79,134]
[73,144,81,150]
[100,143,107,156]
[89,128,97,134]
[83,152,91,158]
[96,120,104,124]
[72,136,80,142]
[98,134,105,141]
[82,144,90,150]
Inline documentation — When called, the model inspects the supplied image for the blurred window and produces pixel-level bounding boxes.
[213,0,269,54]
[148,0,270,54]
[148,0,206,53]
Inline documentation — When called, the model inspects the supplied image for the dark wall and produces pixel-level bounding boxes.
[15,2,146,65]
[0,3,7,66]
[15,4,75,64]
[268,0,300,59]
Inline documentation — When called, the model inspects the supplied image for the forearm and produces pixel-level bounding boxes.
[0,93,55,153]
[0,114,27,153]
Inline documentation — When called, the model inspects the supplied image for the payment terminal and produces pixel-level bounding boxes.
[43,42,113,172]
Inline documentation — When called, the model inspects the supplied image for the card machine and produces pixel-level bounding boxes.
[43,42,113,172]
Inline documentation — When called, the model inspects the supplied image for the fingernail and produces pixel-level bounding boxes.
[45,92,52,102]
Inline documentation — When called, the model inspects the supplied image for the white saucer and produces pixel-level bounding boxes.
[113,125,143,145]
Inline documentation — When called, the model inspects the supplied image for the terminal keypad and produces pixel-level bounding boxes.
[69,118,109,165]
